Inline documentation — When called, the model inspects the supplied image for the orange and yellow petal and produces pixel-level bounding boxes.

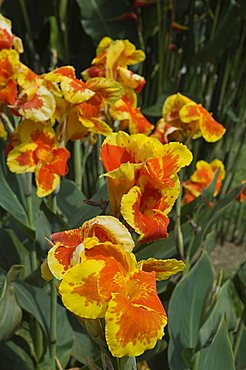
[199,109,226,142]
[35,163,60,197]
[85,77,123,103]
[117,67,146,93]
[121,186,170,242]
[179,102,200,122]
[105,163,141,217]
[40,258,54,281]
[7,142,37,173]
[162,93,191,121]
[0,120,8,140]
[48,241,84,279]
[81,215,135,252]
[139,258,185,281]
[60,77,94,104]
[144,142,192,184]
[105,271,167,357]
[51,228,82,246]
[18,85,56,122]
[59,259,107,318]
[100,131,132,172]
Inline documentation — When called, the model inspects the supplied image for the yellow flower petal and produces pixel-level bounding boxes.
[139,258,185,281]
[59,259,107,319]
[81,215,135,252]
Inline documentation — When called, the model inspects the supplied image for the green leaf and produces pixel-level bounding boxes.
[202,317,235,370]
[0,160,29,227]
[34,201,66,254]
[136,221,192,261]
[233,261,246,306]
[14,281,73,368]
[70,315,100,365]
[69,183,107,228]
[168,252,214,370]
[235,324,246,369]
[199,281,237,347]
[76,0,138,45]
[0,266,23,341]
[0,341,34,370]
[57,179,85,225]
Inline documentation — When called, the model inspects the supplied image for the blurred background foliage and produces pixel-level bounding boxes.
[0,0,246,369]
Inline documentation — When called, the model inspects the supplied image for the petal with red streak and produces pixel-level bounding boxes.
[121,186,170,243]
[105,271,167,357]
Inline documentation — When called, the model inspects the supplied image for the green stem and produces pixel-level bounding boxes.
[49,193,58,369]
[175,180,184,258]
[24,173,37,271]
[50,279,57,369]
[192,351,200,370]
[74,140,82,190]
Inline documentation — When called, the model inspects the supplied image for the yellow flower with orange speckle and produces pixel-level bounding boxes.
[43,215,185,357]
[182,159,225,204]
[162,93,226,142]
[6,120,70,197]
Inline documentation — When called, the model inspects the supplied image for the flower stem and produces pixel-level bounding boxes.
[49,192,58,369]
[24,173,37,270]
[74,140,82,190]
[50,279,57,369]
[175,178,184,258]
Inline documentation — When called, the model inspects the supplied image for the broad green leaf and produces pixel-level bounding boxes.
[35,201,66,254]
[199,281,237,347]
[14,281,73,368]
[0,341,34,370]
[0,266,23,341]
[70,183,107,228]
[235,324,246,369]
[0,160,29,227]
[168,252,214,370]
[233,261,246,306]
[76,0,138,45]
[70,315,100,365]
[202,317,235,370]
[57,179,85,224]
[190,184,244,257]
[136,221,192,261]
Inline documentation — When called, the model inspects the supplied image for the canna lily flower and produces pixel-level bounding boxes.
[162,93,226,142]
[0,49,19,105]
[53,216,185,357]
[44,68,123,142]
[100,131,192,242]
[0,14,23,53]
[43,215,135,280]
[82,37,146,94]
[182,159,225,205]
[109,96,153,135]
[6,120,70,197]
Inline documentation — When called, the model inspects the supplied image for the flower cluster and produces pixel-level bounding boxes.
[100,131,192,242]
[160,93,226,143]
[42,216,185,357]
[1,12,229,361]
[182,159,225,204]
